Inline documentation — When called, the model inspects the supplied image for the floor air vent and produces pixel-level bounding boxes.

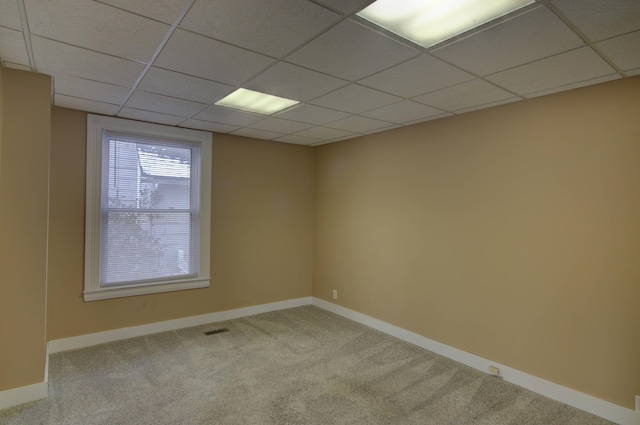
[204,328,230,335]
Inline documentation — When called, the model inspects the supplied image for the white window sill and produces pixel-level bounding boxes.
[83,278,210,301]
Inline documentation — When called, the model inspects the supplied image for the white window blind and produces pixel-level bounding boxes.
[84,115,211,301]
[100,133,200,286]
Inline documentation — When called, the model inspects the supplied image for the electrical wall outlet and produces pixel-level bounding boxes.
[332,290,338,300]
[488,365,500,377]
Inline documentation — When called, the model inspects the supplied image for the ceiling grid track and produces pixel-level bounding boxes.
[17,0,36,71]
[116,0,199,116]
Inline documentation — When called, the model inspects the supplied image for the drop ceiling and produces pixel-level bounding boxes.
[1,0,638,145]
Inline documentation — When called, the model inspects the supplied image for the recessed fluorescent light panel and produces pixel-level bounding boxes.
[215,88,299,115]
[358,0,534,48]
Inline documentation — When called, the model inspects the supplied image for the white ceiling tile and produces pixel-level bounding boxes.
[274,104,350,125]
[413,79,514,112]
[404,113,453,126]
[180,119,238,134]
[310,84,401,114]
[454,97,520,114]
[627,68,640,77]
[523,74,621,99]
[181,0,340,58]
[245,62,348,102]
[327,116,393,133]
[249,117,312,134]
[155,29,275,86]
[360,124,401,135]
[295,126,356,140]
[54,94,120,115]
[273,134,322,145]
[597,31,640,72]
[4,62,32,71]
[98,0,192,24]
[432,6,584,76]
[119,108,186,126]
[486,47,617,96]
[231,128,284,140]
[126,91,207,117]
[362,100,444,124]
[328,133,360,143]
[193,105,265,127]
[53,75,130,105]
[0,0,22,30]
[32,36,145,87]
[313,0,373,14]
[25,0,170,62]
[138,67,235,104]
[551,0,640,42]
[0,27,30,67]
[287,19,419,81]
[359,54,474,98]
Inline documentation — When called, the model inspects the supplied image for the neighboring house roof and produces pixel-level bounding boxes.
[138,147,191,179]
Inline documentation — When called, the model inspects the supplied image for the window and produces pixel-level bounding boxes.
[84,115,211,301]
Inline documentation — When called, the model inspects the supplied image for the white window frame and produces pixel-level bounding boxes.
[84,114,211,301]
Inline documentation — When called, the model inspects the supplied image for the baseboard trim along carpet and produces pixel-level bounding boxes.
[5,295,636,424]
[311,298,639,425]
[48,297,313,354]
[0,382,48,411]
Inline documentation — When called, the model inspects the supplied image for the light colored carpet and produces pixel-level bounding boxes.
[0,306,615,424]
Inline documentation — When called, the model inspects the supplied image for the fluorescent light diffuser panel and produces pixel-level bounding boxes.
[215,88,299,115]
[358,0,535,48]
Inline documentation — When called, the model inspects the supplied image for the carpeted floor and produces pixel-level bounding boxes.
[0,306,615,424]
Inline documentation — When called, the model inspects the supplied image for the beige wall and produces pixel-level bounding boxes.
[0,68,51,390]
[47,107,314,339]
[0,65,3,174]
[314,76,640,409]
[3,67,637,412]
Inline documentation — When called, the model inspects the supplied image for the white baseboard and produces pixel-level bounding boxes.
[0,382,48,411]
[8,296,637,425]
[48,297,312,354]
[311,297,639,425]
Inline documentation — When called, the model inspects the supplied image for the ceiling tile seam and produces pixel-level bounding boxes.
[405,76,518,111]
[115,0,199,116]
[119,105,195,120]
[52,91,120,107]
[302,81,402,106]
[521,73,622,98]
[92,0,182,27]
[268,13,352,60]
[544,1,626,77]
[29,34,149,67]
[409,51,529,100]
[216,13,360,93]
[307,0,376,16]
[175,103,217,129]
[132,88,211,107]
[480,44,617,81]
[597,28,640,43]
[149,64,237,90]
[275,58,353,84]
[17,0,36,71]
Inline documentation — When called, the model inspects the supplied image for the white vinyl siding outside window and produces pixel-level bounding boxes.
[84,115,211,301]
